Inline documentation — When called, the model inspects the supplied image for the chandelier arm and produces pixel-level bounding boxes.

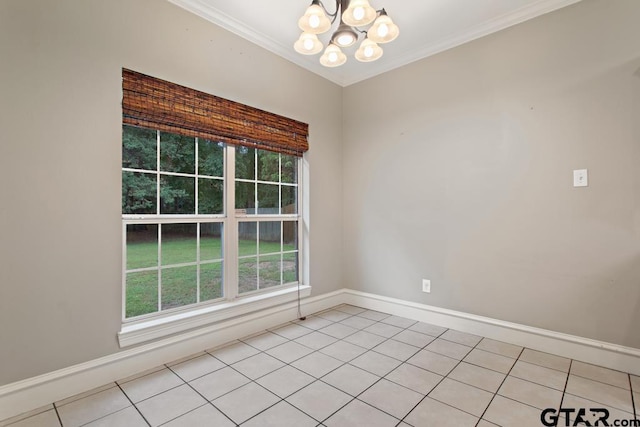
[317,0,340,22]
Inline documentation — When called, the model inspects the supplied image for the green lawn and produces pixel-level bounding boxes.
[125,238,297,318]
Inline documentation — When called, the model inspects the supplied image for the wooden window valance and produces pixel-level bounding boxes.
[122,69,309,157]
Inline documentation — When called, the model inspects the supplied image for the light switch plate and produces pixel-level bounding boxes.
[573,169,588,187]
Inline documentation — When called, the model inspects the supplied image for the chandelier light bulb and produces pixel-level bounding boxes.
[367,10,399,43]
[342,0,377,27]
[320,44,347,67]
[294,32,323,55]
[298,1,331,34]
[355,38,383,62]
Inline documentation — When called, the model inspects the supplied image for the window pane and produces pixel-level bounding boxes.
[259,254,281,289]
[201,262,223,302]
[257,150,279,183]
[257,183,278,213]
[235,146,255,180]
[160,132,195,174]
[238,222,257,256]
[281,154,297,184]
[161,223,196,265]
[235,181,255,212]
[198,178,223,215]
[259,221,281,254]
[126,224,158,270]
[200,223,223,261]
[161,265,197,310]
[283,252,298,284]
[122,125,156,170]
[238,257,257,294]
[199,139,224,177]
[281,186,297,214]
[283,221,298,251]
[126,271,158,318]
[122,171,156,214]
[160,175,195,214]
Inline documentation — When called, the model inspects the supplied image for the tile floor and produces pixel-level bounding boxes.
[2,304,639,427]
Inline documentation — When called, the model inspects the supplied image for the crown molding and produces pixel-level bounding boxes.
[168,0,583,87]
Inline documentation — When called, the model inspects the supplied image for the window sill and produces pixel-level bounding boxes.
[118,285,311,347]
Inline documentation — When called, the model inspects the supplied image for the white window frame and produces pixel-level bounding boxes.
[119,131,310,347]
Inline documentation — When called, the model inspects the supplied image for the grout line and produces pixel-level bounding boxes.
[116,382,152,427]
[53,404,63,427]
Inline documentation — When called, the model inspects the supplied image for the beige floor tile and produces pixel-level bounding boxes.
[294,316,333,330]
[440,330,482,347]
[372,339,420,361]
[212,382,279,424]
[120,368,184,403]
[339,316,376,330]
[448,362,505,392]
[464,348,516,374]
[231,352,285,380]
[169,354,225,382]
[357,310,390,321]
[320,340,367,362]
[392,330,435,347]
[207,341,259,364]
[565,375,634,413]
[429,378,493,417]
[2,409,60,427]
[242,401,317,427]
[386,363,443,395]
[256,365,315,398]
[343,330,387,349]
[54,383,117,407]
[241,331,288,351]
[294,331,338,350]
[426,338,472,360]
[407,349,458,376]
[333,305,367,315]
[630,375,639,392]
[316,310,352,322]
[325,399,398,427]
[270,323,314,340]
[136,384,206,426]
[350,351,401,377]
[519,349,570,372]
[477,420,500,427]
[266,340,314,363]
[510,360,568,390]
[363,322,403,338]
[359,379,423,419]
[56,387,130,427]
[498,376,563,410]
[318,323,358,339]
[476,338,522,358]
[0,405,55,427]
[162,404,234,427]
[291,351,344,378]
[286,381,352,422]
[561,393,635,425]
[189,366,250,401]
[571,360,630,389]
[380,315,416,329]
[483,395,547,427]
[321,364,380,396]
[405,397,478,427]
[83,406,147,427]
[117,365,167,385]
[408,322,448,337]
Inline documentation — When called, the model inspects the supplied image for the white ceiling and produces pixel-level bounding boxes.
[168,0,582,87]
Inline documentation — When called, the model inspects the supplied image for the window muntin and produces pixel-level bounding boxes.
[122,124,301,320]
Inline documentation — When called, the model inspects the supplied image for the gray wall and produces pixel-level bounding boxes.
[0,0,343,385]
[343,0,640,348]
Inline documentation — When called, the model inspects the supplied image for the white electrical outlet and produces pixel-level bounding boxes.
[573,169,588,187]
[422,279,431,293]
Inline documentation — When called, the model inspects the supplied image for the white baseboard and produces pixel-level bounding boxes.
[343,289,640,376]
[2,288,639,421]
[0,289,343,421]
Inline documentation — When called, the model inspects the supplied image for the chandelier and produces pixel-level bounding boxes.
[294,0,399,67]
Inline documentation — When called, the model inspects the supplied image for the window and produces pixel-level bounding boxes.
[121,69,308,323]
